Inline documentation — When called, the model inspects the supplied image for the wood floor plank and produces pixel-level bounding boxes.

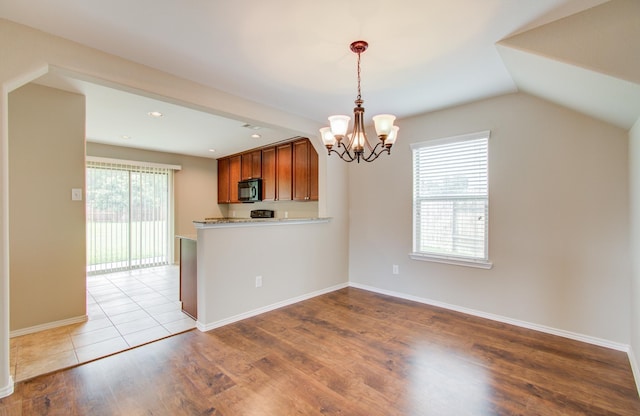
[1,287,639,415]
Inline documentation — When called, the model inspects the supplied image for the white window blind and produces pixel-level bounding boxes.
[411,131,491,268]
[86,159,176,274]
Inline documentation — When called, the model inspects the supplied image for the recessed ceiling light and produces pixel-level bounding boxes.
[148,111,163,118]
[251,134,261,139]
[208,149,216,153]
[121,135,131,139]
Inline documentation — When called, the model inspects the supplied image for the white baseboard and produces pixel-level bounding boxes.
[0,376,14,399]
[10,315,88,338]
[349,282,630,352]
[196,282,349,332]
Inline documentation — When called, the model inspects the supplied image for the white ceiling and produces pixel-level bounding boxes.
[0,0,610,158]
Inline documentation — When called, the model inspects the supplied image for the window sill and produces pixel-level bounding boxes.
[409,252,493,269]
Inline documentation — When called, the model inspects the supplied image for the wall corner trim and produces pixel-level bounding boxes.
[0,375,14,398]
[628,346,640,399]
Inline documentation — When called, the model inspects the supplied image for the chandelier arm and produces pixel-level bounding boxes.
[364,141,385,161]
[360,142,391,163]
[328,147,356,162]
[328,142,393,163]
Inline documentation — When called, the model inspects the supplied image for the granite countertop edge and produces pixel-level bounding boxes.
[193,217,330,228]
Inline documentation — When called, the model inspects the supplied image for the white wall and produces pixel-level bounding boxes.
[630,117,640,379]
[348,92,631,344]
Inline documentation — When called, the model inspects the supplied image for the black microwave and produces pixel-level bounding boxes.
[238,178,262,203]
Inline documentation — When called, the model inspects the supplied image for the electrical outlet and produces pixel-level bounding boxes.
[392,265,399,275]
[255,275,262,288]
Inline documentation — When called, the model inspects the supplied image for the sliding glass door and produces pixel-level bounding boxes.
[86,160,173,274]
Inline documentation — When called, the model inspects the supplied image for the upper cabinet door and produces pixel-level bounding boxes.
[262,147,276,201]
[217,157,230,204]
[276,143,292,201]
[229,155,241,203]
[241,150,262,180]
[293,138,319,201]
[308,143,319,201]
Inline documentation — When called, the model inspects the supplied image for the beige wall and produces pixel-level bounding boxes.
[502,0,640,84]
[348,92,631,344]
[86,142,221,261]
[219,201,319,220]
[630,117,640,379]
[8,83,86,331]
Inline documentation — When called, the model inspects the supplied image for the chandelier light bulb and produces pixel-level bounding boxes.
[353,132,366,150]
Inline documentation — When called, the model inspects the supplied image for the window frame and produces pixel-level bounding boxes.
[410,131,492,269]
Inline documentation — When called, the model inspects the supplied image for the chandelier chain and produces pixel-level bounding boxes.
[356,51,362,102]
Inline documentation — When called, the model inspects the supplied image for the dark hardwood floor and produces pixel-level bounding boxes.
[1,287,639,415]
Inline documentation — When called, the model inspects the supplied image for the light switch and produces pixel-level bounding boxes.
[71,188,83,201]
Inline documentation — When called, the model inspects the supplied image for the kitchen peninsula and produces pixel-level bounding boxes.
[184,136,345,333]
[189,215,339,334]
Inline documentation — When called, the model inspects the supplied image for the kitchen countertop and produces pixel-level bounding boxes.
[176,234,197,241]
[193,217,330,229]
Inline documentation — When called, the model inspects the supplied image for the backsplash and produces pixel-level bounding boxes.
[218,201,318,219]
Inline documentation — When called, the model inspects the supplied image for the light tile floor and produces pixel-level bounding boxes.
[10,265,196,382]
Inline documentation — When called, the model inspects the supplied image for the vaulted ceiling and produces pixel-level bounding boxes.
[1,0,638,158]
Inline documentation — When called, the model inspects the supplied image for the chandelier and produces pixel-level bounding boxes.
[319,40,398,163]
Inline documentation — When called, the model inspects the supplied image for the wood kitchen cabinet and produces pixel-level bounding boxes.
[276,143,293,201]
[217,155,241,203]
[217,137,317,204]
[217,157,230,203]
[261,146,276,201]
[241,150,262,180]
[229,155,241,203]
[293,138,319,201]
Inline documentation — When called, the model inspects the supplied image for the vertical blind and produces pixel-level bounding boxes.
[411,131,489,262]
[86,159,175,274]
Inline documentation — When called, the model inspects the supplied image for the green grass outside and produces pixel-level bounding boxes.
[87,221,168,265]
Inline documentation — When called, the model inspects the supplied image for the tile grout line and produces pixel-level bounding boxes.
[88,267,191,347]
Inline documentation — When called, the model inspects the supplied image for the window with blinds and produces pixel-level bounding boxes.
[86,158,177,274]
[410,131,491,268]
